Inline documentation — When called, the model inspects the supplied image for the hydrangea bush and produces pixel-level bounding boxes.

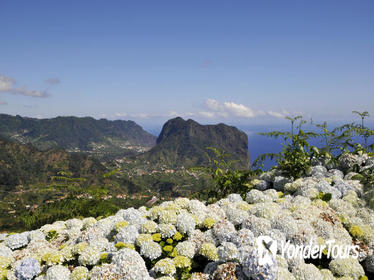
[0,152,374,279]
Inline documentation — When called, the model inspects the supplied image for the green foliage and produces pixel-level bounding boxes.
[353,111,371,150]
[314,192,332,202]
[191,147,254,201]
[0,136,105,190]
[18,197,120,230]
[102,168,120,178]
[254,111,374,178]
[46,230,58,241]
[0,113,156,156]
[254,116,317,178]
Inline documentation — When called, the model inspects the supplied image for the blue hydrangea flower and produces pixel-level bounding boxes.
[15,258,41,280]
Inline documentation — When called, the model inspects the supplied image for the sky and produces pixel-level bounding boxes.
[0,0,373,128]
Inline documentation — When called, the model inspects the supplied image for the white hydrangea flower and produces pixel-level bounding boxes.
[73,242,89,255]
[206,204,226,220]
[199,243,218,261]
[45,265,70,280]
[246,189,269,204]
[278,267,296,280]
[28,230,45,242]
[40,223,66,235]
[23,240,52,263]
[89,237,111,252]
[227,193,243,203]
[89,264,121,280]
[157,277,176,280]
[284,178,304,193]
[225,205,249,225]
[138,206,148,216]
[230,228,254,247]
[329,257,365,279]
[242,215,271,237]
[263,189,279,201]
[158,224,177,238]
[191,212,206,226]
[153,258,176,276]
[82,217,97,229]
[319,269,334,280]
[174,197,190,209]
[176,212,196,234]
[136,234,153,247]
[188,200,207,215]
[65,218,83,230]
[60,245,74,262]
[141,220,158,234]
[140,241,162,260]
[203,229,218,246]
[161,201,182,214]
[271,215,298,240]
[217,242,238,262]
[149,206,164,220]
[235,201,252,211]
[70,266,89,280]
[41,250,64,266]
[4,232,29,250]
[78,246,100,266]
[216,198,230,208]
[212,219,236,243]
[115,225,139,244]
[66,227,81,241]
[111,248,150,280]
[175,241,195,258]
[79,224,109,243]
[0,244,13,257]
[250,202,283,221]
[292,263,323,280]
[188,230,208,252]
[116,208,143,224]
[158,210,178,225]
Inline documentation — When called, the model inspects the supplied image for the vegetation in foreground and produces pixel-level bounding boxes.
[1,111,373,234]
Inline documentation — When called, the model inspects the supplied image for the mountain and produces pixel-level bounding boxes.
[0,114,157,159]
[139,117,250,169]
[0,136,106,191]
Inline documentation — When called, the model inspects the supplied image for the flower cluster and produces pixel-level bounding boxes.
[1,152,374,279]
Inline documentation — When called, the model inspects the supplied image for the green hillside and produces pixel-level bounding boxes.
[0,136,106,191]
[0,114,156,159]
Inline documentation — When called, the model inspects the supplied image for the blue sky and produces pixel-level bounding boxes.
[0,0,373,127]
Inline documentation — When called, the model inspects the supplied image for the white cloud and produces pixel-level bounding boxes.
[203,99,294,119]
[205,98,222,111]
[0,75,49,97]
[204,99,258,118]
[268,111,285,118]
[223,101,256,118]
[199,111,216,118]
[113,101,295,122]
[115,112,128,117]
[267,109,291,118]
